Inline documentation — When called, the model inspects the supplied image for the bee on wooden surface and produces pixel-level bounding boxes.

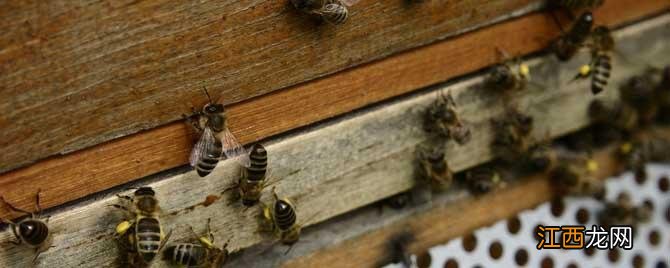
[484,49,531,92]
[598,193,651,228]
[0,190,52,263]
[491,108,535,163]
[292,0,360,25]
[112,187,171,266]
[572,51,611,95]
[260,188,302,247]
[423,93,471,144]
[549,156,604,197]
[164,219,229,268]
[416,145,454,191]
[465,165,502,194]
[551,12,594,61]
[184,87,249,178]
[555,0,605,10]
[223,143,274,207]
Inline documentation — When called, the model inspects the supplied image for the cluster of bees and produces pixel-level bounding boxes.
[384,0,669,231]
[1,1,668,267]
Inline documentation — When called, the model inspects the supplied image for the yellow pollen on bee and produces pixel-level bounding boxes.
[116,221,132,235]
[492,173,501,183]
[620,143,633,154]
[199,237,214,248]
[519,64,530,78]
[579,64,591,76]
[586,160,599,173]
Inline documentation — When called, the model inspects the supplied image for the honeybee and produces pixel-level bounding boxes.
[554,0,605,10]
[491,107,535,163]
[551,12,594,61]
[549,156,604,197]
[484,50,531,92]
[423,93,471,144]
[225,143,274,207]
[260,188,302,247]
[184,87,249,178]
[464,165,502,194]
[572,51,611,95]
[292,0,360,25]
[0,190,52,263]
[618,137,670,182]
[598,193,651,228]
[112,187,171,266]
[416,145,454,191]
[164,219,229,267]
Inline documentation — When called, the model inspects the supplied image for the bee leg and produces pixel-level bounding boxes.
[158,229,173,252]
[206,218,215,243]
[0,196,33,216]
[109,204,131,212]
[221,183,239,194]
[182,111,203,133]
[0,219,21,245]
[116,194,133,202]
[35,188,42,218]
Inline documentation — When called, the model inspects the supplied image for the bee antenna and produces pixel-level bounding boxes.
[202,86,213,104]
[284,244,295,255]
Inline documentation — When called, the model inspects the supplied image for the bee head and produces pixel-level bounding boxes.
[203,103,225,115]
[134,187,155,197]
[579,11,594,24]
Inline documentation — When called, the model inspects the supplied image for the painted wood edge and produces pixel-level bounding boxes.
[0,0,545,173]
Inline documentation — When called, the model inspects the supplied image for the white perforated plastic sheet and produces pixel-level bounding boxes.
[385,164,670,268]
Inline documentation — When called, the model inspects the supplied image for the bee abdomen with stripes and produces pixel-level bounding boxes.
[320,2,349,25]
[245,144,267,182]
[196,140,223,177]
[274,200,297,231]
[136,217,162,263]
[165,243,208,267]
[591,52,612,95]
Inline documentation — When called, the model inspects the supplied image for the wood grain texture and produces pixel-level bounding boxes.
[0,0,545,173]
[281,149,622,268]
[1,2,667,222]
[1,15,668,266]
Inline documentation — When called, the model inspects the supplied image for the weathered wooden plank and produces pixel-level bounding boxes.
[280,149,622,268]
[0,0,546,173]
[1,14,668,267]
[1,2,667,220]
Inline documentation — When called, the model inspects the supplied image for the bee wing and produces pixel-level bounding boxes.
[339,0,359,6]
[220,128,251,167]
[189,128,216,167]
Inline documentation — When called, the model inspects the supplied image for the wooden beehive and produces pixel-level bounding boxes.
[0,0,669,267]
